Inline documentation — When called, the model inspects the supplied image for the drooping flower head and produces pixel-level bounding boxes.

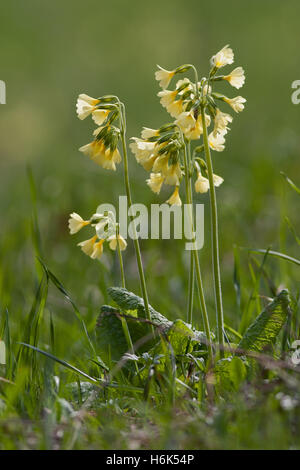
[68,209,126,261]
[76,95,122,171]
[76,94,100,120]
[131,124,184,205]
[194,159,224,194]
[133,45,245,205]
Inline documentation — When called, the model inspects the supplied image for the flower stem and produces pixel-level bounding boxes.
[182,141,213,360]
[119,104,154,335]
[116,236,139,373]
[186,143,194,324]
[200,104,224,357]
[187,251,194,324]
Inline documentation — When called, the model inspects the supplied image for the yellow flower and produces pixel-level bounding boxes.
[167,99,185,118]
[213,174,224,187]
[79,139,105,158]
[77,235,97,257]
[79,137,121,171]
[175,111,195,130]
[146,172,165,194]
[91,239,105,259]
[155,65,175,89]
[176,78,193,93]
[141,127,159,139]
[76,94,100,120]
[164,162,182,186]
[107,234,127,251]
[158,89,177,107]
[68,212,90,234]
[208,131,226,152]
[224,95,246,113]
[195,174,210,193]
[92,109,110,126]
[176,112,211,140]
[130,138,157,170]
[224,67,245,89]
[166,186,182,206]
[211,45,234,68]
[152,153,169,173]
[195,172,224,193]
[95,148,121,171]
[213,109,232,136]
[157,90,185,118]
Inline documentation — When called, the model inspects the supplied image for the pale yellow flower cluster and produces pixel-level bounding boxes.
[68,211,127,261]
[76,94,122,171]
[130,127,183,206]
[154,44,246,151]
[132,45,245,204]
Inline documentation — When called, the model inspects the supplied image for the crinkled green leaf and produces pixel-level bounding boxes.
[214,356,247,394]
[238,289,290,353]
[167,319,205,355]
[107,287,172,329]
[96,289,207,363]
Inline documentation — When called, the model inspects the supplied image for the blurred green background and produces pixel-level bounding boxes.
[1,0,300,341]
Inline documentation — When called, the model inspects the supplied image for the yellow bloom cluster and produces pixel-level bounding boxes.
[76,94,122,171]
[132,44,245,201]
[154,45,246,148]
[130,125,183,206]
[68,210,127,261]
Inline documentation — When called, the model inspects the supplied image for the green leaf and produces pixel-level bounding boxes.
[247,248,300,267]
[107,287,172,329]
[214,356,247,393]
[167,319,205,355]
[238,289,290,353]
[96,289,207,363]
[280,172,300,195]
[96,306,156,362]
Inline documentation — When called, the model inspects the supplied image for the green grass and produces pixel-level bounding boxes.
[1,0,300,450]
[0,165,299,450]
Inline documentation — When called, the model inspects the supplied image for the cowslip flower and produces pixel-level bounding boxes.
[166,186,182,206]
[100,147,122,171]
[141,127,159,139]
[80,129,121,171]
[146,172,165,194]
[224,95,246,113]
[208,131,226,152]
[155,65,175,89]
[107,233,127,251]
[163,162,182,186]
[195,174,210,193]
[92,109,110,126]
[68,212,90,234]
[224,67,245,89]
[76,94,100,120]
[90,239,105,259]
[195,172,224,193]
[176,112,211,140]
[158,89,185,118]
[130,138,157,170]
[213,109,232,136]
[77,235,98,257]
[211,45,234,68]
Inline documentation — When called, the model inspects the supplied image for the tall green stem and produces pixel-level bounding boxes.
[116,236,138,373]
[119,105,154,335]
[186,142,194,324]
[200,104,224,357]
[187,251,194,324]
[182,142,213,360]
